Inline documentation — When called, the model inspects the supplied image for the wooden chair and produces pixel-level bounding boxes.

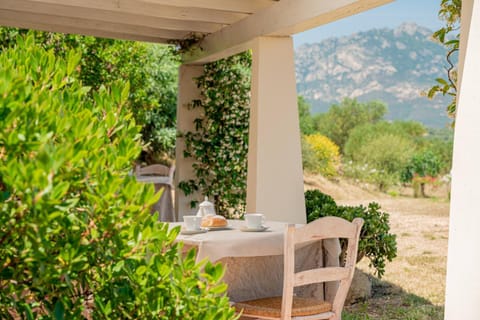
[135,164,175,186]
[135,164,176,221]
[234,216,364,320]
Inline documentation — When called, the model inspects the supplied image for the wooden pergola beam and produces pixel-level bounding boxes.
[1,0,223,33]
[0,9,189,40]
[183,0,393,63]
[0,18,169,43]
[142,0,275,14]
[24,0,248,24]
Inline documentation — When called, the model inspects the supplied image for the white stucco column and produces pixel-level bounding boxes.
[247,36,306,224]
[175,64,204,221]
[444,0,480,319]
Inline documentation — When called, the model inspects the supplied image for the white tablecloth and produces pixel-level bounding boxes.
[136,176,171,184]
[171,220,341,302]
[173,220,287,262]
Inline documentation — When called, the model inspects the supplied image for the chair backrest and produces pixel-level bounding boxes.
[281,216,363,319]
[135,164,175,184]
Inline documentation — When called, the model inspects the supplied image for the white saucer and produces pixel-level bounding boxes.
[180,228,208,235]
[240,225,269,232]
[205,225,232,231]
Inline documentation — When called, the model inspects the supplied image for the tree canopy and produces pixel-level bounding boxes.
[298,96,315,135]
[314,98,387,151]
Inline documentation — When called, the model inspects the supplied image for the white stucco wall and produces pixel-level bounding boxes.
[444,0,480,318]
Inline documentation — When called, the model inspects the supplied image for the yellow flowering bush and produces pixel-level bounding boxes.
[303,134,340,176]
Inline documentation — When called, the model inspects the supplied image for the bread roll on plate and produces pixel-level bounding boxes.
[201,215,227,228]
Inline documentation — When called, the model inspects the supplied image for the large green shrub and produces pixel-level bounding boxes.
[344,121,425,162]
[0,34,235,319]
[0,27,179,164]
[304,189,337,217]
[179,52,251,217]
[305,190,397,278]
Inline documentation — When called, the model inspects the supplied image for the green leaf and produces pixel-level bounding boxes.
[436,78,449,86]
[136,265,148,276]
[66,50,81,76]
[121,82,130,103]
[54,300,65,320]
[51,182,70,200]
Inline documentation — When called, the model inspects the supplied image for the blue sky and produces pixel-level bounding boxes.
[293,0,443,47]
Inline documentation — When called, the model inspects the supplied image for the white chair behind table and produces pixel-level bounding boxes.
[234,216,364,320]
[135,164,176,222]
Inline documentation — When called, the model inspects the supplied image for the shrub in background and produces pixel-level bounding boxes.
[343,161,399,193]
[344,121,425,162]
[303,134,340,177]
[0,34,235,319]
[401,151,442,197]
[346,133,415,191]
[140,127,177,165]
[422,128,453,174]
[139,45,179,164]
[314,98,387,151]
[305,190,397,278]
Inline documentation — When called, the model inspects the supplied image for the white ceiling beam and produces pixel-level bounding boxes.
[0,0,223,33]
[0,9,189,39]
[26,0,248,24]
[183,0,393,64]
[141,0,275,13]
[0,18,170,43]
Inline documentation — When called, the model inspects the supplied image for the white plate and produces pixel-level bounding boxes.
[205,225,232,231]
[240,225,269,232]
[180,228,208,235]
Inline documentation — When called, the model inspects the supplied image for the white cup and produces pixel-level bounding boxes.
[245,213,265,229]
[183,215,202,231]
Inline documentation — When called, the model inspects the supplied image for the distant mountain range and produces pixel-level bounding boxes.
[295,23,452,128]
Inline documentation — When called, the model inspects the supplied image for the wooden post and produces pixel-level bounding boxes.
[247,36,306,224]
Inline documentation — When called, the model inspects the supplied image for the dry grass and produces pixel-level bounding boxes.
[304,174,449,319]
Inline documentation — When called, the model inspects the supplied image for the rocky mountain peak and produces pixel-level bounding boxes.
[394,22,432,37]
[295,24,450,128]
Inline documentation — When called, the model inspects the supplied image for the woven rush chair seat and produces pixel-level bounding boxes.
[235,296,332,318]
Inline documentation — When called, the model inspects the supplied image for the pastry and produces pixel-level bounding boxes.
[201,215,228,228]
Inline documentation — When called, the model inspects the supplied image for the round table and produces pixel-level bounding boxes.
[171,219,341,302]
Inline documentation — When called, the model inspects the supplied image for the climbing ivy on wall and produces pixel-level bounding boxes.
[178,52,251,217]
